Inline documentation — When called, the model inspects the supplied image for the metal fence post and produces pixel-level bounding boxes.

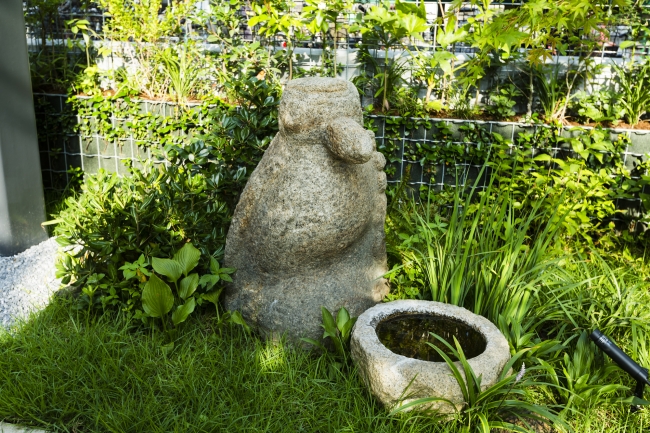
[0,0,48,256]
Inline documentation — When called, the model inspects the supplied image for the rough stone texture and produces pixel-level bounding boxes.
[223,77,389,343]
[351,300,511,413]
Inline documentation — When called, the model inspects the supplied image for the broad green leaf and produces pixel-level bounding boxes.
[571,139,584,153]
[321,307,337,337]
[248,15,262,27]
[431,51,455,76]
[395,0,426,20]
[142,274,174,318]
[173,243,201,276]
[172,297,196,326]
[179,273,199,300]
[56,237,72,247]
[400,14,428,39]
[152,257,183,283]
[620,40,636,49]
[340,317,357,339]
[437,16,468,48]
[202,288,223,310]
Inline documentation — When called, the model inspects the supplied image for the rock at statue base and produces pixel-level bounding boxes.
[223,77,389,344]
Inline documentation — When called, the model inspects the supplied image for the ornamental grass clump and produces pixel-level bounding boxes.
[392,335,569,433]
[383,161,650,422]
[613,59,650,126]
[386,168,568,327]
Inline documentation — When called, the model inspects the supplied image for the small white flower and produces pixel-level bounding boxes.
[515,362,526,382]
[318,2,326,10]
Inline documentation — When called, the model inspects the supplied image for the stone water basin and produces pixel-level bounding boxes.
[351,300,510,413]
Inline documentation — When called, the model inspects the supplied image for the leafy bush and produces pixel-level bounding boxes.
[486,83,522,120]
[571,89,625,125]
[382,117,645,248]
[53,163,231,312]
[165,73,281,208]
[53,72,281,317]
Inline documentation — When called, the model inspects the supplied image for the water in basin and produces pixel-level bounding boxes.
[376,313,487,362]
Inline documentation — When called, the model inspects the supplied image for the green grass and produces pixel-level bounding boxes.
[1,286,649,433]
[0,297,445,433]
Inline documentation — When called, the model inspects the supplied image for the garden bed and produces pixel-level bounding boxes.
[15,1,650,431]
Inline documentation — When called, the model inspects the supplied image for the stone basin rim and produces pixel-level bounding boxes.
[355,299,506,366]
[351,299,511,412]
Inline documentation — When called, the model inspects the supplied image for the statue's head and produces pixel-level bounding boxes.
[278,78,363,140]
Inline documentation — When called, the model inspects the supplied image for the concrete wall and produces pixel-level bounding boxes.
[0,0,48,256]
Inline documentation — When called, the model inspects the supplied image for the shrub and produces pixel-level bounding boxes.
[486,83,522,120]
[54,163,231,312]
[53,72,281,315]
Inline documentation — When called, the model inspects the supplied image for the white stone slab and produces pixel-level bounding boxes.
[0,423,49,433]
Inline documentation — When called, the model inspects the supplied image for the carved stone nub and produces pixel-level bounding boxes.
[223,77,389,343]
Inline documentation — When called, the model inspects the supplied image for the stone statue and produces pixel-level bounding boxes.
[223,77,389,343]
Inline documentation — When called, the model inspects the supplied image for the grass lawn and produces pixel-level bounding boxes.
[0,297,444,433]
[0,292,649,433]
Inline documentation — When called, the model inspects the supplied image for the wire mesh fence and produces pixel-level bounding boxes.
[23,0,650,71]
[33,90,650,221]
[26,0,650,225]
[23,0,650,122]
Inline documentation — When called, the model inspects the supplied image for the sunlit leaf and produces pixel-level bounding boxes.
[173,242,201,276]
[142,274,174,318]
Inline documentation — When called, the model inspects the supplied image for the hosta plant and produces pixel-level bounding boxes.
[123,243,235,330]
